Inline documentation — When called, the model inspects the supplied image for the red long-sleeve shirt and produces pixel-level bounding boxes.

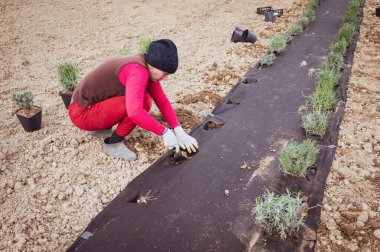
[118,63,180,135]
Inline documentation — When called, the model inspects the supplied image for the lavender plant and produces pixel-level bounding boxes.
[289,22,303,36]
[301,110,328,137]
[279,139,319,176]
[259,53,276,67]
[252,189,304,240]
[297,17,310,29]
[11,90,34,110]
[283,32,293,43]
[57,62,79,92]
[305,83,337,112]
[269,35,287,54]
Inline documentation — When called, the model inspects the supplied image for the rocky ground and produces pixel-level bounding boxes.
[0,0,378,251]
[316,0,380,251]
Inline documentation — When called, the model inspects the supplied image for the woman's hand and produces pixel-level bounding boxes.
[162,128,179,152]
[174,126,199,153]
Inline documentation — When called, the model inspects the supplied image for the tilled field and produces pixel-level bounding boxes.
[0,0,378,251]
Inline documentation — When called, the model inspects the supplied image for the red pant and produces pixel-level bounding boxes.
[69,94,152,137]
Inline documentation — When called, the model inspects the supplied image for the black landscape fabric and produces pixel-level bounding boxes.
[68,0,361,251]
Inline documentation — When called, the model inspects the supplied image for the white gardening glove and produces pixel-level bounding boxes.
[162,128,179,152]
[174,126,199,153]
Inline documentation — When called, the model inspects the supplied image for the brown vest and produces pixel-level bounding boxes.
[73,54,148,107]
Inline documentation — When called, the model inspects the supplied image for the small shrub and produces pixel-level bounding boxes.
[11,90,34,109]
[306,84,337,111]
[269,35,287,54]
[301,110,328,137]
[337,23,356,43]
[138,39,153,54]
[302,7,316,22]
[323,52,344,72]
[279,139,319,176]
[298,17,310,29]
[289,22,303,36]
[344,0,361,24]
[308,0,320,9]
[116,47,130,55]
[252,189,303,240]
[259,53,276,66]
[343,8,358,24]
[317,67,340,88]
[57,63,79,92]
[331,38,348,55]
[283,32,293,43]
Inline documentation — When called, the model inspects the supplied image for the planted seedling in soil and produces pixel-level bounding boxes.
[331,38,348,55]
[316,67,340,89]
[336,23,356,43]
[252,189,304,240]
[259,53,276,67]
[301,109,328,137]
[138,39,153,54]
[297,17,309,29]
[283,32,293,43]
[289,22,303,36]
[269,35,287,54]
[279,139,319,177]
[305,83,337,112]
[302,7,316,22]
[343,0,363,24]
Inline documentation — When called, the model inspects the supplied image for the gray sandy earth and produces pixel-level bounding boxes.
[0,0,378,251]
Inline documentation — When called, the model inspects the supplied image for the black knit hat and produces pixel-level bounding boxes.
[144,39,178,74]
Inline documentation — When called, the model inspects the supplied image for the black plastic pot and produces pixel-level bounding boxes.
[231,27,257,43]
[59,90,72,109]
[245,31,257,43]
[376,7,380,17]
[15,106,42,132]
[231,27,246,43]
[265,11,275,22]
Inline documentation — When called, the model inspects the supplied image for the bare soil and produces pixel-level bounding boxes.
[0,0,377,251]
[316,1,380,251]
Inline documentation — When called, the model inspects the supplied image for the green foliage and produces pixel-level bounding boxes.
[344,0,362,24]
[57,62,79,92]
[308,0,320,9]
[279,139,319,176]
[289,22,303,36]
[317,67,340,89]
[259,53,276,66]
[11,90,34,109]
[252,189,304,240]
[138,39,153,54]
[302,7,316,22]
[116,47,130,55]
[337,23,356,43]
[331,38,348,55]
[306,84,337,111]
[297,17,310,29]
[283,32,293,43]
[269,35,287,53]
[301,110,328,137]
[323,52,344,72]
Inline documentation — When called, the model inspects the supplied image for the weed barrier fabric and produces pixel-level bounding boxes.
[68,0,360,251]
